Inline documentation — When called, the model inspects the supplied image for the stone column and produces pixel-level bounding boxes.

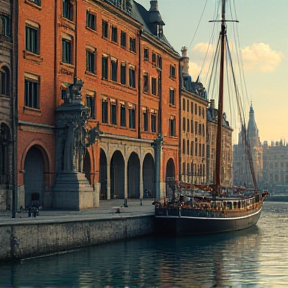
[124,159,128,207]
[106,163,111,200]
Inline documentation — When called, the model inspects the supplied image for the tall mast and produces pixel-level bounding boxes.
[215,0,226,194]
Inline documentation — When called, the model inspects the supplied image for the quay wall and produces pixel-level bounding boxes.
[0,216,155,261]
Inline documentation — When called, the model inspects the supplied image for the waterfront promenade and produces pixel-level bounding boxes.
[0,199,156,261]
[0,199,155,225]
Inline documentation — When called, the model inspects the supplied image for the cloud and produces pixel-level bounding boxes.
[188,43,216,80]
[241,43,283,72]
[187,42,283,78]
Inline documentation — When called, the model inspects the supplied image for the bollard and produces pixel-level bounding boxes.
[140,198,143,206]
[123,198,128,207]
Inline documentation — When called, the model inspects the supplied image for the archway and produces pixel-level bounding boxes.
[143,153,155,198]
[128,152,140,198]
[99,149,107,199]
[165,158,175,199]
[110,150,124,199]
[24,146,45,207]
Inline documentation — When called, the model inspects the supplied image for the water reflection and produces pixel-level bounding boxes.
[1,202,288,287]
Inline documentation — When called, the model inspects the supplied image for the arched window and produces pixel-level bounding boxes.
[0,66,10,96]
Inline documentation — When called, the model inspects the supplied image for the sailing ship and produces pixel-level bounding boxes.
[155,0,269,236]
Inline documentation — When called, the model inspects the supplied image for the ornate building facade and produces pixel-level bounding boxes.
[179,46,208,185]
[262,140,288,193]
[0,0,14,210]
[7,0,180,211]
[233,105,263,188]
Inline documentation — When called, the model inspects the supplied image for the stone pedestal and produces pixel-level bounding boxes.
[53,172,96,210]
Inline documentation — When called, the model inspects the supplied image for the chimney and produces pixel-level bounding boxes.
[210,99,215,109]
[181,46,189,75]
[150,0,158,11]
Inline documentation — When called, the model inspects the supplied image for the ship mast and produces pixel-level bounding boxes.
[215,0,226,195]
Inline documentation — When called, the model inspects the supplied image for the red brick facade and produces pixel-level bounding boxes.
[15,0,180,209]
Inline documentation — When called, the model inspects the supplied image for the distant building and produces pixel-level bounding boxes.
[233,105,263,188]
[207,100,233,187]
[262,140,288,193]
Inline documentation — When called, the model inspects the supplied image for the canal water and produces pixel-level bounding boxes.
[1,201,288,287]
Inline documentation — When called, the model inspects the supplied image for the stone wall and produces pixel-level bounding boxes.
[0,216,155,261]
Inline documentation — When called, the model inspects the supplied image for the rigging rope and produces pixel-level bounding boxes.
[188,0,209,49]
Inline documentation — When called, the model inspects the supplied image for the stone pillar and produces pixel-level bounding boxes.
[139,164,143,199]
[124,159,128,207]
[106,163,111,200]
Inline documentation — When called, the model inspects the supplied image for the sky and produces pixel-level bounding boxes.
[135,0,288,144]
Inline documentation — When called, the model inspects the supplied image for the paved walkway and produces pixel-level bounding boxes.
[0,199,155,225]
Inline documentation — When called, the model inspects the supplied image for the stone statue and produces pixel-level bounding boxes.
[65,77,84,104]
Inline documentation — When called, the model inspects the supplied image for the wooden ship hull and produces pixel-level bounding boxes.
[155,196,267,236]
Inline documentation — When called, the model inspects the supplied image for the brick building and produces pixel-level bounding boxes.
[9,0,180,210]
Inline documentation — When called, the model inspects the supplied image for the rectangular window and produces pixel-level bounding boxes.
[169,88,175,105]
[111,58,118,82]
[143,110,148,131]
[169,118,176,136]
[144,48,149,61]
[129,108,135,129]
[27,0,41,6]
[152,52,156,65]
[1,15,11,37]
[120,105,126,127]
[170,65,176,78]
[151,114,157,133]
[129,67,136,88]
[26,25,39,54]
[86,95,95,119]
[62,39,72,64]
[191,120,193,133]
[157,55,162,69]
[182,98,186,111]
[63,0,73,21]
[102,20,108,38]
[182,117,186,132]
[151,77,157,95]
[111,102,117,125]
[111,26,118,43]
[0,69,9,96]
[129,37,136,52]
[143,73,149,93]
[183,140,186,154]
[86,50,96,74]
[102,56,108,80]
[121,62,126,84]
[102,100,108,123]
[191,141,194,156]
[120,31,126,48]
[86,11,96,30]
[24,77,39,109]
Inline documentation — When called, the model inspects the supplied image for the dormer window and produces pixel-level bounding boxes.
[157,25,163,37]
